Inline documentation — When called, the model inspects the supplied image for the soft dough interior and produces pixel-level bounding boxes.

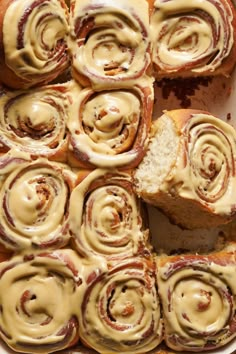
[135,114,179,194]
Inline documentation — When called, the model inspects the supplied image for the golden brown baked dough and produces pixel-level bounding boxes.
[134,109,236,229]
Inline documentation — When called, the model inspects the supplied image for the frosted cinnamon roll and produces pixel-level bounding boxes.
[0,158,77,250]
[150,0,236,78]
[0,83,72,162]
[134,109,236,229]
[79,257,163,353]
[69,169,151,260]
[68,0,152,89]
[67,79,153,169]
[0,0,69,89]
[157,249,236,351]
[0,250,84,353]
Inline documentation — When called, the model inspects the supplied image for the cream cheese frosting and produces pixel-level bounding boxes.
[67,78,153,168]
[0,249,107,353]
[68,0,151,88]
[0,158,77,250]
[79,257,163,353]
[69,168,151,260]
[163,113,236,216]
[151,0,234,73]
[157,252,236,350]
[3,0,69,84]
[0,83,71,160]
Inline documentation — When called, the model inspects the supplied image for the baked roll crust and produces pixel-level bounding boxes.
[0,0,69,89]
[150,0,236,78]
[134,109,236,229]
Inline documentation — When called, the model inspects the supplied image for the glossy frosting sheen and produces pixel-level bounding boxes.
[151,0,234,73]
[3,0,69,82]
[158,253,236,350]
[68,78,153,168]
[0,250,106,353]
[0,84,70,159]
[0,158,77,250]
[161,113,236,216]
[79,258,163,353]
[69,169,150,259]
[69,0,151,88]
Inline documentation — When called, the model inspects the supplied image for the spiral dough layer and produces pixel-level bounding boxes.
[79,257,163,353]
[151,0,236,76]
[67,80,153,168]
[69,169,151,260]
[68,0,151,88]
[157,251,236,351]
[0,84,70,161]
[0,159,76,250]
[1,0,69,88]
[0,250,82,353]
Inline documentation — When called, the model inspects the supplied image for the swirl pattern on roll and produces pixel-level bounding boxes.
[0,158,76,250]
[157,251,236,351]
[68,0,151,88]
[67,80,153,168]
[79,257,163,353]
[69,169,151,260]
[0,84,70,161]
[1,0,69,88]
[0,250,82,353]
[151,0,235,75]
[184,113,236,204]
[179,112,236,215]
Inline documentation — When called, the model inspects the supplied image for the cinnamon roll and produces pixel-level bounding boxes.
[68,0,152,89]
[0,82,73,162]
[0,0,69,89]
[69,169,151,260]
[67,79,153,169]
[0,250,84,353]
[0,158,77,250]
[157,249,236,351]
[150,0,236,78]
[79,257,163,353]
[134,109,236,229]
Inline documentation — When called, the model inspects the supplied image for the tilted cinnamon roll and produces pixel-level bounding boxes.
[157,248,236,351]
[0,82,74,162]
[68,0,152,89]
[150,0,236,78]
[134,109,236,229]
[67,79,153,169]
[69,169,151,260]
[0,250,85,353]
[79,257,163,353]
[0,158,77,250]
[0,0,69,89]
